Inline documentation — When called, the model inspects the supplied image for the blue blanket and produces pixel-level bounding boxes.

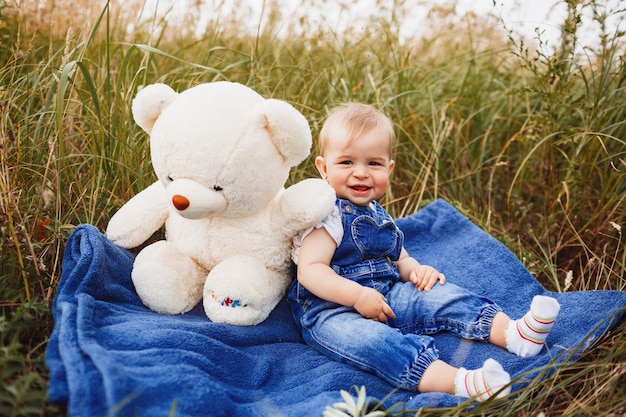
[46,199,626,416]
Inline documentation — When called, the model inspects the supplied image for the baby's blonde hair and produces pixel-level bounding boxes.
[318,103,395,156]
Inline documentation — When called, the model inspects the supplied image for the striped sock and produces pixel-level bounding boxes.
[506,295,560,358]
[454,359,511,401]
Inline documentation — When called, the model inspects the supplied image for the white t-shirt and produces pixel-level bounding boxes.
[291,205,343,265]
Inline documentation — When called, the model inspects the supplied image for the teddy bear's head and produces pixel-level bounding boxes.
[131,82,312,219]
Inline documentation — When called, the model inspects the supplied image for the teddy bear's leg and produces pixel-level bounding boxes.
[132,240,206,315]
[203,255,290,326]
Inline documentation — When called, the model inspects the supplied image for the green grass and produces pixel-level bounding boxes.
[1,0,625,415]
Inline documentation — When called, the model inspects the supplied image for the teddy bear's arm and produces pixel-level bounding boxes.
[106,181,169,248]
[274,178,336,235]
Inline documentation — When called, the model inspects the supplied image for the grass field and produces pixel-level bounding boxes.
[1,0,625,415]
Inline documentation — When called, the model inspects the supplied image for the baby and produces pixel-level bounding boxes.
[288,102,560,401]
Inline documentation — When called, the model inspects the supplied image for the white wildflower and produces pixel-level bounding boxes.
[564,270,573,292]
[609,221,621,232]
[323,386,385,417]
[323,408,352,417]
[42,182,55,208]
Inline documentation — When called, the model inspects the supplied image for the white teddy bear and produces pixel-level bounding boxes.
[106,81,335,325]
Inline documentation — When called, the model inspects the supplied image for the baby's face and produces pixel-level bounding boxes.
[316,124,394,206]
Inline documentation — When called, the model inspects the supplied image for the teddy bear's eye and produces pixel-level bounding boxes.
[213,185,223,191]
[167,175,174,182]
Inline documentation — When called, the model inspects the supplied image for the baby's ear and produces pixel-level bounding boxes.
[255,99,312,166]
[315,156,328,180]
[132,84,178,134]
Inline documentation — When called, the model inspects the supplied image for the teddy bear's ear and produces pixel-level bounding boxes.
[256,99,313,166]
[132,83,178,134]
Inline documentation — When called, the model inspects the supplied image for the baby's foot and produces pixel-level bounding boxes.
[455,358,511,401]
[506,295,560,358]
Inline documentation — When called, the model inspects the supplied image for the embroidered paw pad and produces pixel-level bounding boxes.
[210,291,247,308]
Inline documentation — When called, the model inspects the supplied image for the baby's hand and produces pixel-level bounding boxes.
[410,265,446,291]
[353,287,396,323]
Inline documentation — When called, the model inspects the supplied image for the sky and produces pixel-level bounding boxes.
[148,0,624,52]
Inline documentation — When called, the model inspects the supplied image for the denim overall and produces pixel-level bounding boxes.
[288,198,502,390]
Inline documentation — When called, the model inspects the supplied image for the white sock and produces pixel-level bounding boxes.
[454,358,511,401]
[506,295,560,358]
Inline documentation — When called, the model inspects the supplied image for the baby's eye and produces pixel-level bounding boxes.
[369,161,382,166]
[339,160,352,165]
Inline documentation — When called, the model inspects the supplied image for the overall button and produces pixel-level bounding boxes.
[345,205,353,214]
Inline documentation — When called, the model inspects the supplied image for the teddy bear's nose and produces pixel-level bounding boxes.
[172,195,190,211]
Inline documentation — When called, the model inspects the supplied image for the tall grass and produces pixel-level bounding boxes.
[1,0,624,415]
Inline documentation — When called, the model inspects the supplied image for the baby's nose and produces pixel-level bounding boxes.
[352,164,368,176]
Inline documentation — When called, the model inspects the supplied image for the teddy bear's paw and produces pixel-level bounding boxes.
[204,287,272,326]
[279,178,336,230]
[132,241,205,315]
[203,292,274,326]
[203,255,288,326]
[205,288,260,325]
[106,182,169,248]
